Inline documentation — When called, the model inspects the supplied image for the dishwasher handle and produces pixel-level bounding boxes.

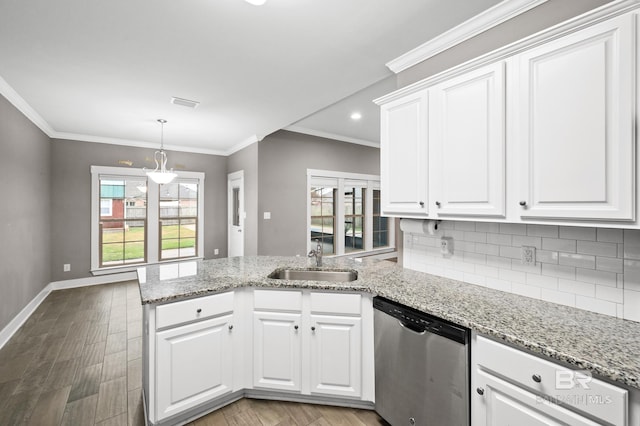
[398,320,427,335]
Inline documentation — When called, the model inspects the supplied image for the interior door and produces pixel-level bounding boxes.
[227,170,244,257]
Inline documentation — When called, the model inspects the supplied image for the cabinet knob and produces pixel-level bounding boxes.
[519,201,527,206]
[311,326,316,332]
[196,308,202,314]
[532,374,542,383]
[294,325,299,330]
[419,201,424,207]
[228,324,233,330]
[435,201,441,207]
[476,387,485,396]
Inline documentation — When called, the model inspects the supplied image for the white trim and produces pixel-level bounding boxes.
[0,75,55,136]
[285,126,379,148]
[386,0,549,73]
[225,135,260,156]
[376,0,640,105]
[0,272,137,349]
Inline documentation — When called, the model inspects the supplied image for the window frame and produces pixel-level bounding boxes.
[91,166,205,274]
[307,169,394,257]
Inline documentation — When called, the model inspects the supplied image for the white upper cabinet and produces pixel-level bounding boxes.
[379,90,429,217]
[429,62,506,217]
[514,14,635,221]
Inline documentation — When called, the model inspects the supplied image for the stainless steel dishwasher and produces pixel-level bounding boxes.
[374,296,470,426]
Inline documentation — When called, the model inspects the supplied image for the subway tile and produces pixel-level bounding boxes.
[559,226,596,241]
[542,238,577,253]
[624,259,640,292]
[617,274,624,289]
[441,221,456,230]
[541,289,576,307]
[617,303,624,319]
[499,268,526,284]
[444,230,465,241]
[618,243,624,259]
[623,289,640,321]
[486,255,512,269]
[487,233,512,246]
[454,222,476,231]
[575,296,617,317]
[541,263,576,280]
[558,279,595,297]
[475,222,500,233]
[526,273,558,290]
[499,223,527,235]
[576,268,617,288]
[537,250,559,264]
[576,240,617,257]
[595,257,623,273]
[464,231,487,243]
[511,283,541,299]
[475,243,500,256]
[485,278,512,292]
[595,285,623,304]
[597,228,623,243]
[463,252,486,265]
[463,273,486,286]
[475,265,500,279]
[526,224,559,238]
[511,259,541,274]
[425,265,445,276]
[500,246,521,260]
[624,229,640,260]
[453,259,476,273]
[512,235,542,249]
[458,241,476,252]
[558,253,595,269]
[442,268,464,281]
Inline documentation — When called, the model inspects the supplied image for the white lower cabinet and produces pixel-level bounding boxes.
[156,314,234,420]
[472,334,628,426]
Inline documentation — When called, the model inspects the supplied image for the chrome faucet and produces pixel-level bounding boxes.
[308,239,323,267]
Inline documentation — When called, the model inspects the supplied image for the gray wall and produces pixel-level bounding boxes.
[257,130,380,256]
[0,95,51,331]
[50,139,228,282]
[398,0,612,87]
[227,143,259,256]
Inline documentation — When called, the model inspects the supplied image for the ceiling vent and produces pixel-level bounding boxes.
[171,97,200,109]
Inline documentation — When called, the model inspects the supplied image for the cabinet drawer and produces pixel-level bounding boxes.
[156,292,234,329]
[476,336,627,426]
[310,292,361,315]
[254,289,302,311]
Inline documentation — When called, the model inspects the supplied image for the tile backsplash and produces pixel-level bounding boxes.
[402,221,640,322]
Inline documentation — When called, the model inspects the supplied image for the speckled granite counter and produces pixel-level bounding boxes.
[137,256,640,390]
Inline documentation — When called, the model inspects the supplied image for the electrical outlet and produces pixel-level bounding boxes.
[63,264,71,272]
[214,249,219,255]
[521,246,536,266]
[441,237,453,256]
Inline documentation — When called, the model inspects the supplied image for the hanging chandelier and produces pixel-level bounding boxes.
[145,119,177,185]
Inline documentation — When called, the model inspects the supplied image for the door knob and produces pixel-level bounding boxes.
[476,387,485,396]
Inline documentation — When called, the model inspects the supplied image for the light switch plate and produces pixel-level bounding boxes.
[441,237,453,256]
[263,212,271,220]
[522,246,536,266]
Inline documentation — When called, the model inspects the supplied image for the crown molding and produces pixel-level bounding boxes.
[224,134,260,156]
[386,0,549,74]
[0,75,55,136]
[285,126,380,148]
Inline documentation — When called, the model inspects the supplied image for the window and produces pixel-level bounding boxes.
[308,170,393,256]
[91,166,205,273]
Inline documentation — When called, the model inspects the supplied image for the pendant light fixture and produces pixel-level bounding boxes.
[145,119,177,185]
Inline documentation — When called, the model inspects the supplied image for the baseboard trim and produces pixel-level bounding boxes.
[0,271,138,349]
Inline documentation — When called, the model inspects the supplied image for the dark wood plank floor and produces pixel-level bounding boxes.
[0,281,386,425]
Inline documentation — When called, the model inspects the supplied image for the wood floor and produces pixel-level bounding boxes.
[0,281,386,426]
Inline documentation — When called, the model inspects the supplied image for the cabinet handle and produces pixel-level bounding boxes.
[532,374,542,383]
[228,325,233,330]
[294,325,299,330]
[519,201,527,206]
[476,387,485,396]
[435,201,441,207]
[419,201,424,207]
[311,326,316,332]
[196,308,202,314]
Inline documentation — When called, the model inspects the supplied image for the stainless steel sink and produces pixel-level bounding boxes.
[269,269,358,282]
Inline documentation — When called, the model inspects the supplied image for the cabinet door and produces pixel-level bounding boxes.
[515,14,635,220]
[309,314,362,398]
[156,314,233,421]
[430,62,506,217]
[380,90,429,217]
[474,370,603,426]
[253,311,302,392]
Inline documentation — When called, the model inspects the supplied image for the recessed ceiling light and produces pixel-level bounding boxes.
[245,0,267,5]
[350,112,362,121]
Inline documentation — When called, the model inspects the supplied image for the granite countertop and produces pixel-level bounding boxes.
[137,256,640,390]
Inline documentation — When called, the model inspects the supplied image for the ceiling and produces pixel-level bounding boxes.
[0,0,503,155]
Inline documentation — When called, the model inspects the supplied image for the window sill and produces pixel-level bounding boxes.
[91,257,204,276]
[328,248,397,261]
